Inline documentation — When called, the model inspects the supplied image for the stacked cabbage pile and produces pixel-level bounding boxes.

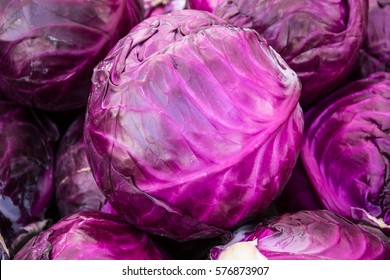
[1,0,390,260]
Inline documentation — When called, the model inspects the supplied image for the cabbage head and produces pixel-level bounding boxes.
[85,10,303,241]
[355,0,390,78]
[0,101,59,254]
[301,72,390,232]
[14,211,170,260]
[55,115,116,217]
[0,0,143,111]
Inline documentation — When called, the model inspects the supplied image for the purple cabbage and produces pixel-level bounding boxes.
[210,210,390,260]
[355,0,390,78]
[0,0,143,111]
[0,101,59,254]
[13,210,170,260]
[55,115,117,218]
[301,72,390,232]
[214,0,368,106]
[84,10,303,241]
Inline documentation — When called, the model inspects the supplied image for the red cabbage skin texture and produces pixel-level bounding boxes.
[0,101,59,252]
[0,0,143,111]
[214,0,368,106]
[13,211,170,260]
[210,210,390,260]
[84,10,303,241]
[301,72,390,232]
[55,115,116,218]
[355,0,390,78]
[144,0,188,18]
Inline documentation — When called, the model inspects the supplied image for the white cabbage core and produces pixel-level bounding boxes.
[217,240,268,260]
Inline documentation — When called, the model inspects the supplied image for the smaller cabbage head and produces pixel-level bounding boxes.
[301,72,390,232]
[0,0,143,111]
[214,0,368,106]
[13,210,170,260]
[210,210,390,260]
[355,0,390,78]
[85,9,303,241]
[0,101,59,254]
[55,115,117,217]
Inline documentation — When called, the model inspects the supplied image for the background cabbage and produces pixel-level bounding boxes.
[301,72,390,232]
[0,0,143,111]
[55,115,117,218]
[214,0,368,106]
[354,0,390,78]
[84,9,303,241]
[0,101,59,255]
[13,211,170,260]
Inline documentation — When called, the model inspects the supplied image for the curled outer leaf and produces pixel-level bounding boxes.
[210,210,390,260]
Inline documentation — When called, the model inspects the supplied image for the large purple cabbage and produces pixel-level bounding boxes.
[214,0,368,106]
[13,210,170,260]
[0,0,143,111]
[84,10,303,241]
[0,101,59,253]
[55,115,116,218]
[355,0,390,78]
[210,210,390,260]
[301,72,390,232]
